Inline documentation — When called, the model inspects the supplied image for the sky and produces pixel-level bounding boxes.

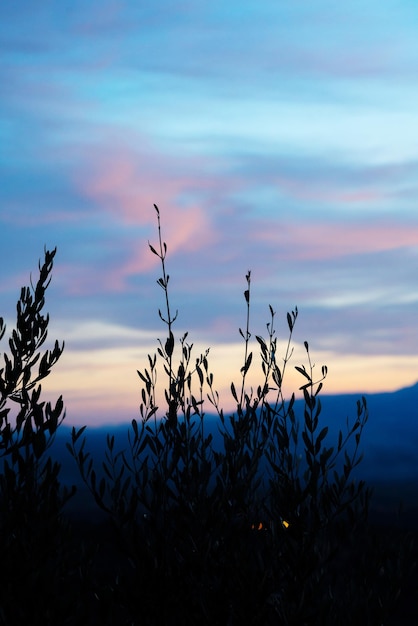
[2,1,418,427]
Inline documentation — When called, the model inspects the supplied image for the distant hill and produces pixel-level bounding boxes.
[318,383,418,525]
[319,382,418,481]
[51,383,418,525]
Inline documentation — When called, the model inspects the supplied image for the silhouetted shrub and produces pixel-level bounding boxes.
[0,249,94,625]
[69,205,415,625]
[0,213,414,624]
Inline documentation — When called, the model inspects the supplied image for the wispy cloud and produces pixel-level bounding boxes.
[2,0,418,427]
[254,220,418,260]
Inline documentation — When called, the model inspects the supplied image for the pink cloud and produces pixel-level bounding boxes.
[75,137,219,289]
[103,204,214,291]
[256,220,418,260]
[274,175,383,206]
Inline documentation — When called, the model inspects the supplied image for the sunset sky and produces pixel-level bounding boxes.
[2,2,418,426]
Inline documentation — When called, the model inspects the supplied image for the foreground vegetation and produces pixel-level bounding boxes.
[0,206,416,625]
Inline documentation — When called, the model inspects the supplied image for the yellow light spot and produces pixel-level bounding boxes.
[282,519,290,529]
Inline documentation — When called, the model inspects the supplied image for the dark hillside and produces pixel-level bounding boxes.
[54,382,418,527]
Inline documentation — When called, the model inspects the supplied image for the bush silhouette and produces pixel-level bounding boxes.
[0,251,63,622]
[0,211,415,624]
[68,205,414,625]
[0,249,96,625]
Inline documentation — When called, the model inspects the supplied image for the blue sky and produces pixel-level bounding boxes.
[2,1,418,426]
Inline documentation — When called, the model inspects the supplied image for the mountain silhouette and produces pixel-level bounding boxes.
[52,382,418,526]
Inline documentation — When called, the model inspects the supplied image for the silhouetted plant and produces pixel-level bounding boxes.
[2,218,414,625]
[68,205,415,625]
[0,249,89,626]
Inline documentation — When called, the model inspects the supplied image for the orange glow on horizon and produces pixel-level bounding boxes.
[40,327,418,427]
